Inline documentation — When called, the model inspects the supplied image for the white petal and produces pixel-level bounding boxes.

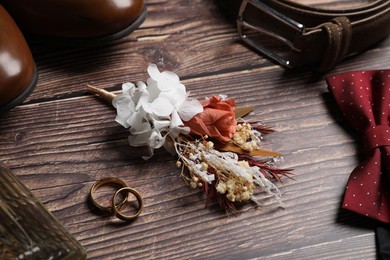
[141,102,152,114]
[148,130,166,149]
[128,110,150,134]
[174,83,186,93]
[130,81,144,104]
[128,131,152,147]
[122,82,135,94]
[153,118,171,130]
[115,114,131,128]
[129,121,151,135]
[146,77,158,90]
[147,80,161,100]
[113,93,130,109]
[161,71,180,82]
[159,89,186,108]
[147,64,161,81]
[113,95,135,128]
[157,80,172,92]
[151,97,174,117]
[169,110,190,139]
[115,117,130,128]
[136,81,147,90]
[180,126,190,135]
[178,98,203,121]
[170,110,183,128]
[135,88,149,111]
[169,126,190,139]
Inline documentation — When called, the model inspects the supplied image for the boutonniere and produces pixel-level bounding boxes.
[88,64,292,211]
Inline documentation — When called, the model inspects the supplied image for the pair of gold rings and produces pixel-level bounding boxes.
[89,178,143,221]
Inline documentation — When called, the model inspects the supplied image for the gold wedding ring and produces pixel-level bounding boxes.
[89,178,129,213]
[111,187,144,221]
[89,178,144,221]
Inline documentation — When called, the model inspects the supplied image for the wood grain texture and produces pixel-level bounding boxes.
[0,0,389,259]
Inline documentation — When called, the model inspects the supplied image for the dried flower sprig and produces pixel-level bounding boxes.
[87,64,293,211]
[174,136,289,210]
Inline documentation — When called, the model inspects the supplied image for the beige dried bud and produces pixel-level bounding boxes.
[200,162,208,171]
[226,193,236,202]
[216,182,227,194]
[238,160,250,167]
[241,191,251,201]
[206,141,214,149]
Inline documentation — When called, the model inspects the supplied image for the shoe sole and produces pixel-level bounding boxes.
[27,5,147,45]
[91,5,148,44]
[0,64,38,113]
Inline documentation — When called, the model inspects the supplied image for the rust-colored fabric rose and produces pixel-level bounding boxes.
[184,96,236,142]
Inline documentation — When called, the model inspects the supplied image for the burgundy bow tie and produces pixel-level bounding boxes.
[326,69,390,222]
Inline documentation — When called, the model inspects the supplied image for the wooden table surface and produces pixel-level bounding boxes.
[1,0,389,259]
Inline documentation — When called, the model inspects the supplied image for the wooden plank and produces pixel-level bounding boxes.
[0,0,389,259]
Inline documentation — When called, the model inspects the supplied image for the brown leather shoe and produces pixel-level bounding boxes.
[1,0,147,43]
[0,5,37,113]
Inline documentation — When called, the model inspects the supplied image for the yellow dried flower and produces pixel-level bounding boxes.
[216,182,227,194]
[234,137,245,145]
[241,191,251,201]
[226,193,236,202]
[206,141,214,149]
[226,179,235,191]
[200,162,208,171]
[238,160,250,167]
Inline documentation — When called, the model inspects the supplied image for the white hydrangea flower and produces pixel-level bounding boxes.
[112,82,136,128]
[112,63,203,159]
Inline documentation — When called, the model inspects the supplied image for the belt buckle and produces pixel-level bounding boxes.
[237,0,305,68]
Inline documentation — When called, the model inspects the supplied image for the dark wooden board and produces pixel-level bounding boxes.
[1,0,389,259]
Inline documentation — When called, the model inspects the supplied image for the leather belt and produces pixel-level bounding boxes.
[237,0,390,71]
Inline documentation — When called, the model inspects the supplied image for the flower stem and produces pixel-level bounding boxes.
[87,85,116,103]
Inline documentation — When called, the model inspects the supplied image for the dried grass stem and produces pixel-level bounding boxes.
[87,85,116,103]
